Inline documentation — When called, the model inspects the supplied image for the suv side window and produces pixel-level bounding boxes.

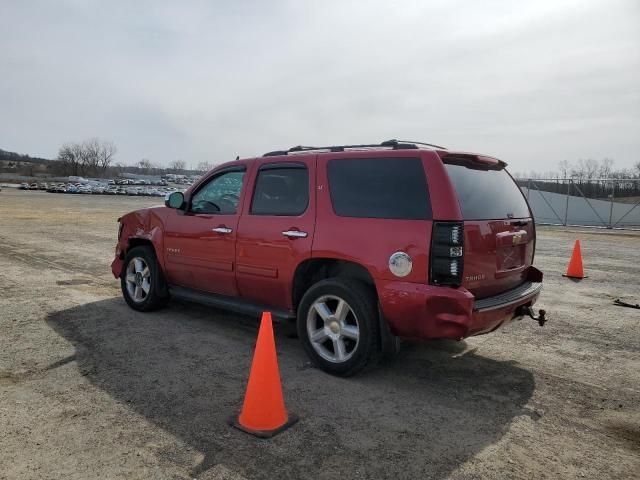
[328,157,431,219]
[250,164,309,216]
[190,170,245,214]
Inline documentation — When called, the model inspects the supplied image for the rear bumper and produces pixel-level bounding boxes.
[474,281,542,312]
[468,281,542,335]
[377,268,543,340]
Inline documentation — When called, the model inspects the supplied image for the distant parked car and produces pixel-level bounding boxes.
[19,183,29,190]
[29,183,38,190]
[38,183,48,190]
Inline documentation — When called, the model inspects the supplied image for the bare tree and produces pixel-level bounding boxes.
[55,138,117,177]
[57,142,88,176]
[571,159,588,182]
[196,161,213,173]
[169,160,186,173]
[138,159,153,173]
[100,142,116,173]
[513,157,639,200]
[85,139,116,176]
[597,158,614,178]
[57,143,80,176]
[558,160,571,179]
[80,138,100,176]
[586,159,600,179]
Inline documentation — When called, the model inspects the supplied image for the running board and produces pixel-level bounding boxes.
[168,285,296,321]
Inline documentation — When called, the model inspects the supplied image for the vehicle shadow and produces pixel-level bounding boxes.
[47,298,536,479]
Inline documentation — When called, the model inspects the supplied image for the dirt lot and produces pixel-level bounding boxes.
[1,188,638,480]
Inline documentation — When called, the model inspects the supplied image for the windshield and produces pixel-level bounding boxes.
[444,163,530,220]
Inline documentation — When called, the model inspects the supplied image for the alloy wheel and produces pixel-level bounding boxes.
[125,257,151,303]
[306,295,360,363]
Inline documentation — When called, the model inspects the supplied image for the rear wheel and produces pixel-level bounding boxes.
[297,278,381,376]
[121,246,168,312]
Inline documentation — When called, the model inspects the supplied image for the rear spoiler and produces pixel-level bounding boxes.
[436,151,507,170]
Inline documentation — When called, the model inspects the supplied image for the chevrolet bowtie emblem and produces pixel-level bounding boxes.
[512,234,522,245]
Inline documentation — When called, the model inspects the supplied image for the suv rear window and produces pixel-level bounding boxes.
[327,158,431,220]
[444,163,530,220]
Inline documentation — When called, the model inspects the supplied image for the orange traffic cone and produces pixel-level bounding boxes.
[563,240,587,279]
[230,312,297,438]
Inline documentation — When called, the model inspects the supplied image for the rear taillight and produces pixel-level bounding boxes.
[430,222,464,287]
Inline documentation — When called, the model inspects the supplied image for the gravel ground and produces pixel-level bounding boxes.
[1,188,638,480]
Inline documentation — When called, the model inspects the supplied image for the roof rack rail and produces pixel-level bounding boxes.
[262,139,446,157]
[392,139,447,150]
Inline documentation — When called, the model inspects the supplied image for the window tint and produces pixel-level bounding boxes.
[444,163,530,220]
[190,170,245,214]
[251,166,309,216]
[328,158,431,220]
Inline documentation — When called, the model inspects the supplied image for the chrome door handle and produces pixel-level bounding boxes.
[282,230,308,238]
[212,227,232,234]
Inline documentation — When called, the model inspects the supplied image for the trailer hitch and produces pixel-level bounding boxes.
[522,306,547,327]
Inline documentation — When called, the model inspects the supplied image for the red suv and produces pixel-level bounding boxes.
[112,140,544,376]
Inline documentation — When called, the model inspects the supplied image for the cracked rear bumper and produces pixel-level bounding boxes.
[377,271,543,340]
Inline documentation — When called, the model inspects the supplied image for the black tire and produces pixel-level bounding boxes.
[297,278,381,376]
[121,245,169,312]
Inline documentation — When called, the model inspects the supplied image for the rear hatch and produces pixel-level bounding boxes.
[442,154,534,299]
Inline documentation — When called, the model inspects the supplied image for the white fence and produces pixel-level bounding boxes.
[517,179,640,230]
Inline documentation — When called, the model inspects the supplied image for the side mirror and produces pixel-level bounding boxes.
[165,191,185,209]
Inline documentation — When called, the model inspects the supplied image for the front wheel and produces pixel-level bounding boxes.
[121,246,168,312]
[297,278,381,376]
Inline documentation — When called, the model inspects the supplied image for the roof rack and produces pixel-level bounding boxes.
[393,140,447,150]
[262,139,447,157]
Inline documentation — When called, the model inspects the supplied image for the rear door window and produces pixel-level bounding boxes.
[250,165,309,216]
[444,163,530,219]
[328,157,431,220]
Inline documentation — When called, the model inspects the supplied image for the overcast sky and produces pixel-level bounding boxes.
[1,0,639,172]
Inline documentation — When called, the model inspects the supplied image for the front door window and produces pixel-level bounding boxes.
[190,171,245,214]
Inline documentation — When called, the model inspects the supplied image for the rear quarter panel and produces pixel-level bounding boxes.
[311,150,472,334]
[312,151,457,284]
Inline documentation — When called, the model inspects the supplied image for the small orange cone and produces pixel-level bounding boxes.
[230,312,297,438]
[563,240,587,279]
